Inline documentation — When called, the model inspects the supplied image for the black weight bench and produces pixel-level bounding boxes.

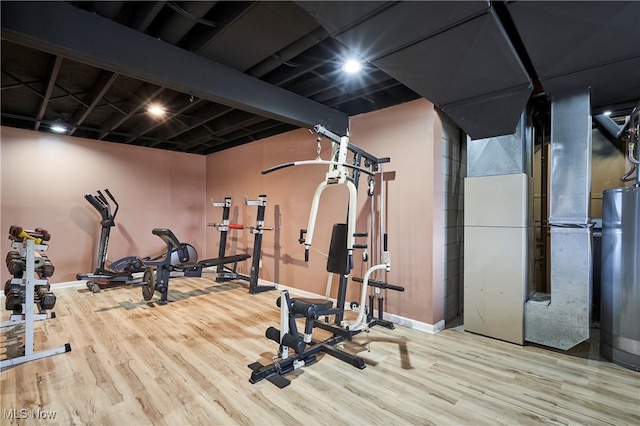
[140,228,251,304]
[152,228,250,267]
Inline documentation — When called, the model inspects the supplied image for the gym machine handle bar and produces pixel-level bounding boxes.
[262,160,374,176]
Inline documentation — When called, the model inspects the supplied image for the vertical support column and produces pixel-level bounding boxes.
[464,111,533,344]
[24,239,36,355]
[524,88,592,350]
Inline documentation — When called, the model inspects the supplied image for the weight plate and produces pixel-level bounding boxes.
[141,267,155,301]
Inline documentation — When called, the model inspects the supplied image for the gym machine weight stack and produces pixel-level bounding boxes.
[1,226,71,368]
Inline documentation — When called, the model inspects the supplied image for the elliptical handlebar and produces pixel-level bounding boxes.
[102,188,119,219]
[85,189,119,226]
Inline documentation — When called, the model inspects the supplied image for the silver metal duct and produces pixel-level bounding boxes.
[549,92,592,225]
[467,112,532,177]
[594,114,626,141]
[525,88,592,350]
[601,187,640,371]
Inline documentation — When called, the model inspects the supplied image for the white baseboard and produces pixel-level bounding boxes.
[52,280,88,290]
[383,314,445,334]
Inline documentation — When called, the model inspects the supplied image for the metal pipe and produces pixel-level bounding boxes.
[594,114,625,140]
[539,121,549,293]
[346,263,388,331]
[620,109,640,185]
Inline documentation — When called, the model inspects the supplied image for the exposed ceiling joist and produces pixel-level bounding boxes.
[98,85,166,140]
[34,55,63,131]
[69,70,119,135]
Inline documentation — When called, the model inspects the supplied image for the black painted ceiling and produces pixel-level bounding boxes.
[1,1,639,154]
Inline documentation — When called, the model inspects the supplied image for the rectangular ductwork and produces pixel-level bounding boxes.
[507,1,640,112]
[296,1,533,140]
[548,93,592,225]
[525,88,593,350]
[467,113,532,177]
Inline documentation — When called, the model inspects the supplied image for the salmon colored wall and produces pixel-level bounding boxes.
[0,127,206,284]
[1,98,445,326]
[350,99,444,325]
[205,99,444,325]
[205,128,349,296]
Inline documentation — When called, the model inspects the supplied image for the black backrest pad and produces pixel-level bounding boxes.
[327,223,348,274]
[152,228,182,251]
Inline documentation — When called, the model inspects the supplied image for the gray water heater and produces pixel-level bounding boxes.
[601,186,640,371]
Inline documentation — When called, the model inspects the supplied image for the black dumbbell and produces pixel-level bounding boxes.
[36,287,56,310]
[5,286,23,313]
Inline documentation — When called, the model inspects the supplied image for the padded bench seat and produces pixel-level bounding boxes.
[291,298,333,313]
[198,254,251,268]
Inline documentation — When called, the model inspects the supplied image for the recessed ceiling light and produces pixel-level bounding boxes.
[147,104,166,117]
[51,124,68,133]
[603,111,612,116]
[342,59,363,74]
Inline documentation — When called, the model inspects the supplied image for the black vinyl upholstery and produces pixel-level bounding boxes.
[326,223,348,274]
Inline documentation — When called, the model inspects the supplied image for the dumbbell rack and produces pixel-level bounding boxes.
[1,238,71,368]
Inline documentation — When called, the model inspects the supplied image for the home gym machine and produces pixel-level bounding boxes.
[76,189,149,292]
[249,125,403,387]
[207,195,276,294]
[2,226,71,368]
[140,195,275,304]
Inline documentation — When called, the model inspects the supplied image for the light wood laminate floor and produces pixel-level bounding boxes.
[1,277,639,425]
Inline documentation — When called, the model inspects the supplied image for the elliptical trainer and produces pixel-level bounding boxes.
[76,189,149,292]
